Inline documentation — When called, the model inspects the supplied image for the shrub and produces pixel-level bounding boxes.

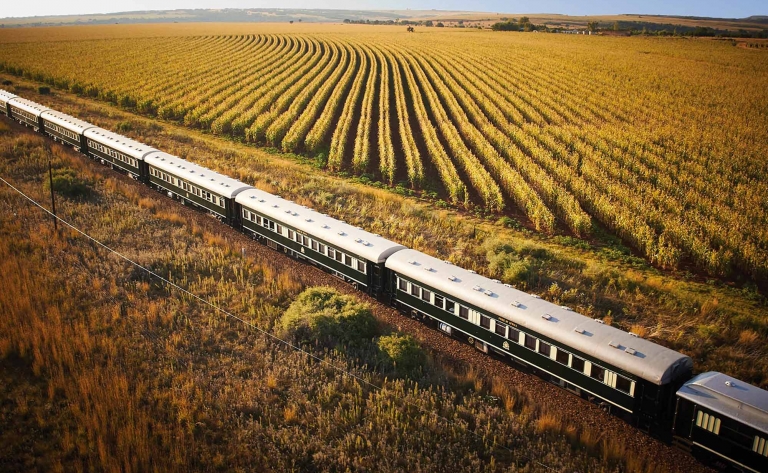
[279,287,377,348]
[377,333,426,376]
[44,167,91,198]
[38,86,50,95]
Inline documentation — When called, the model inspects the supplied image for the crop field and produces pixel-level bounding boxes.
[0,25,767,284]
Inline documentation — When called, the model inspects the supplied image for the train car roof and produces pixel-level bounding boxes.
[41,110,96,134]
[144,152,253,199]
[677,372,768,434]
[83,127,157,160]
[0,89,17,103]
[8,97,50,116]
[386,249,693,385]
[236,188,407,263]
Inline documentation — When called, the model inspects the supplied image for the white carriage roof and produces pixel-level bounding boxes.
[144,152,253,199]
[84,127,157,160]
[677,372,768,434]
[0,89,17,103]
[236,188,407,263]
[41,110,96,134]
[386,249,693,385]
[8,97,50,116]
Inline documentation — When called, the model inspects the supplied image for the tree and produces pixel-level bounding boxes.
[425,20,433,27]
[436,22,445,28]
[587,21,599,32]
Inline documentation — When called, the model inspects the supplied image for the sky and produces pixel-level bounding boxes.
[0,0,764,20]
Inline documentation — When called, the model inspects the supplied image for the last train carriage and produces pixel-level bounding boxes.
[236,188,406,296]
[386,249,693,432]
[674,372,768,472]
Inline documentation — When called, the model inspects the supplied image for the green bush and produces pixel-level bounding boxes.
[280,287,377,348]
[44,167,91,199]
[377,333,426,377]
[38,86,50,95]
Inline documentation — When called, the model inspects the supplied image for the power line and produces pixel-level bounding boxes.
[0,172,557,471]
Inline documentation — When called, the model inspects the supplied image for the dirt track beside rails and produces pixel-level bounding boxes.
[41,122,712,473]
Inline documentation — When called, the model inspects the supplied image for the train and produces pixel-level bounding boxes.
[1,89,766,472]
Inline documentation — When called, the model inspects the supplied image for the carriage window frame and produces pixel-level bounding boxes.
[615,375,632,394]
[398,278,408,292]
[524,334,537,350]
[508,328,520,343]
[495,321,507,337]
[590,364,605,382]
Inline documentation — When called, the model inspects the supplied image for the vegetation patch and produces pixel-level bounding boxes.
[279,286,378,348]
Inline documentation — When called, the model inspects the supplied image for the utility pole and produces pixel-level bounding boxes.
[48,161,57,233]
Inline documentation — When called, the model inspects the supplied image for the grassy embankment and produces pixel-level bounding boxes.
[0,121,672,471]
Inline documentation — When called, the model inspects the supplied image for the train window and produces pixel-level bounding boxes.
[571,356,585,373]
[495,321,506,337]
[311,240,319,251]
[590,365,605,382]
[754,436,767,456]
[508,328,520,343]
[411,284,420,298]
[434,295,444,309]
[445,300,455,314]
[616,376,631,394]
[459,306,469,319]
[255,215,262,225]
[276,224,283,235]
[556,349,569,365]
[538,341,551,357]
[524,334,537,350]
[328,248,336,259]
[344,254,352,266]
[398,278,408,291]
[243,209,249,219]
[695,411,721,435]
[357,260,365,273]
[422,289,431,302]
[480,315,491,329]
[287,229,295,240]
[335,251,344,263]
[318,243,326,254]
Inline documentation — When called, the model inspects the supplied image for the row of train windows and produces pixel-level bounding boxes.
[242,209,367,274]
[696,409,768,456]
[87,140,138,168]
[45,123,78,140]
[150,168,225,207]
[12,108,36,121]
[397,277,633,395]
